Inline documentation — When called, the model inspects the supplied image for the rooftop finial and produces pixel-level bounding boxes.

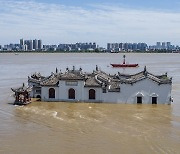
[143,66,147,76]
[96,65,99,71]
[66,67,69,71]
[144,66,147,72]
[56,67,58,73]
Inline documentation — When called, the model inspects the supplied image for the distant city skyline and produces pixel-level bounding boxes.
[0,38,179,52]
[1,39,179,48]
[0,0,180,47]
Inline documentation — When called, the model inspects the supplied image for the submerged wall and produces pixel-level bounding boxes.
[39,78,171,104]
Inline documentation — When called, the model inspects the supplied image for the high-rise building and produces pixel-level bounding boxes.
[33,39,38,50]
[156,42,161,49]
[38,40,42,50]
[25,44,28,51]
[119,43,124,49]
[123,43,128,50]
[20,38,24,50]
[167,42,171,50]
[29,40,33,51]
[92,42,97,49]
[162,42,166,49]
[21,44,28,51]
[24,40,33,51]
[132,43,138,50]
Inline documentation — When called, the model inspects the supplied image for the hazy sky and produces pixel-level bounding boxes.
[0,0,180,47]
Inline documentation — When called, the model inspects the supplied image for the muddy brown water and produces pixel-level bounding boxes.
[0,53,180,154]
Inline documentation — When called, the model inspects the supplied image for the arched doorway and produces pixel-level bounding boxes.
[152,97,157,104]
[89,89,96,100]
[69,88,75,99]
[36,95,41,99]
[49,88,55,98]
[137,96,142,104]
[136,93,143,104]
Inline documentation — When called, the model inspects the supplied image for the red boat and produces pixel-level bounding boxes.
[110,55,139,68]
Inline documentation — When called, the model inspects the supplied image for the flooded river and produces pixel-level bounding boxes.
[0,53,180,153]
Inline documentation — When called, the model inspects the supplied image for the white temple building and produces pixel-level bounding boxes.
[28,66,172,104]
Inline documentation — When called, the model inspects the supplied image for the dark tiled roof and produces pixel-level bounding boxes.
[28,76,41,84]
[118,71,172,84]
[11,84,32,93]
[28,72,45,84]
[60,70,85,80]
[31,72,45,80]
[40,74,59,86]
[28,67,172,88]
[84,75,101,87]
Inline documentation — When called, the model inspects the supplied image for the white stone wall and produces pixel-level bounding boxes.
[102,91,122,103]
[41,86,59,101]
[58,80,84,102]
[28,81,40,98]
[119,78,171,104]
[40,78,172,104]
[83,87,102,102]
[97,78,171,104]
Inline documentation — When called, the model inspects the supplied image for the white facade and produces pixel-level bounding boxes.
[28,67,172,104]
[102,78,171,104]
[39,78,171,104]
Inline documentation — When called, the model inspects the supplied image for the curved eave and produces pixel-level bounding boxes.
[60,78,85,81]
[28,78,41,84]
[120,77,172,85]
[84,85,102,88]
[11,88,31,93]
[40,84,59,87]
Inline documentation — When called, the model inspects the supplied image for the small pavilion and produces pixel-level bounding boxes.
[11,83,32,105]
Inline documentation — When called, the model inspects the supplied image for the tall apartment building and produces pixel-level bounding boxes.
[20,39,42,51]
[33,39,38,50]
[29,40,33,50]
[156,42,161,49]
[154,42,172,50]
[24,40,33,50]
[38,40,42,50]
[57,42,97,51]
[20,38,24,49]
[107,43,147,51]
[167,42,171,50]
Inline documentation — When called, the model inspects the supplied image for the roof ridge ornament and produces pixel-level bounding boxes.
[56,67,58,73]
[66,67,69,72]
[96,65,99,71]
[143,66,147,76]
[144,66,147,72]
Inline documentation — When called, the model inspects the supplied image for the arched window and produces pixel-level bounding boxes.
[136,92,143,104]
[89,89,96,100]
[151,93,158,104]
[49,88,55,98]
[69,88,75,99]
